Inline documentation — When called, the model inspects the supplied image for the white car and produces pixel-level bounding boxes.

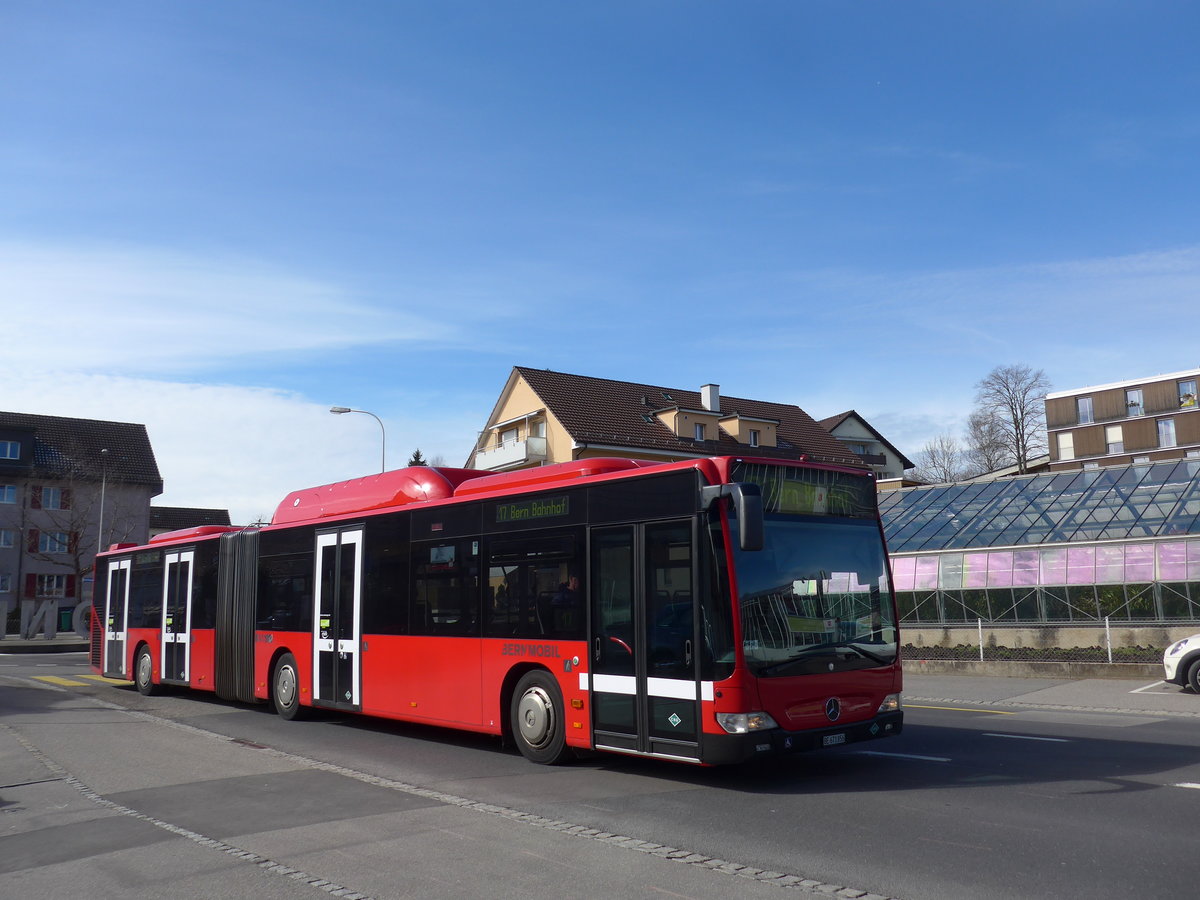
[1164,633,1200,692]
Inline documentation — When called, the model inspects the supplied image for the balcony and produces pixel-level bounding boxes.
[474,436,548,471]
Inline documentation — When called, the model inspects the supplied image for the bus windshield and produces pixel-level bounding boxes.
[731,515,898,677]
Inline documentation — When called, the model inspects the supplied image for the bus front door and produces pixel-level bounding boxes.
[160,550,194,684]
[312,528,363,710]
[103,558,131,677]
[589,521,700,761]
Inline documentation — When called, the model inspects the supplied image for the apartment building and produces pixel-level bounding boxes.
[1,411,162,636]
[1045,367,1200,472]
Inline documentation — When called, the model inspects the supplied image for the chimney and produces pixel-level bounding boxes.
[701,384,720,413]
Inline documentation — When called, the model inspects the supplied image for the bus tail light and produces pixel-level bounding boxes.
[715,711,778,734]
[877,694,902,714]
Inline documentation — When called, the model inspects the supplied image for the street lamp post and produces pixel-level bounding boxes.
[330,407,387,473]
[96,448,109,555]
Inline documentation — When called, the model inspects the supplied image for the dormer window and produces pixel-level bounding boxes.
[694,423,705,441]
[749,429,760,448]
[0,441,18,460]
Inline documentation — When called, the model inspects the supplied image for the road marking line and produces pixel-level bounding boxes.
[853,750,951,762]
[1173,783,1200,790]
[983,733,1069,743]
[1129,681,1166,694]
[80,674,127,683]
[907,704,1015,715]
[33,675,89,687]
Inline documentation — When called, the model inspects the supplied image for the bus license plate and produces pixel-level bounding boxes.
[822,733,846,747]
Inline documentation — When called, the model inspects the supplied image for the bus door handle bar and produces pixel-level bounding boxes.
[685,639,692,666]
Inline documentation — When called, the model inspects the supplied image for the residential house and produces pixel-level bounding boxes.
[149,506,233,537]
[467,367,863,472]
[816,410,914,481]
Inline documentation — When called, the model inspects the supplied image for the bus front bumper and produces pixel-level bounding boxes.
[704,711,904,765]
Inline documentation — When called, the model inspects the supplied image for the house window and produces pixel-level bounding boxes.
[39,531,71,554]
[530,419,546,438]
[0,440,18,460]
[0,529,12,548]
[1180,380,1197,409]
[1158,418,1177,448]
[37,486,69,510]
[0,485,14,504]
[1076,397,1093,424]
[749,429,760,448]
[0,573,11,593]
[499,427,519,447]
[694,423,706,441]
[1125,389,1143,417]
[1057,433,1074,460]
[1105,425,1123,455]
[36,574,67,598]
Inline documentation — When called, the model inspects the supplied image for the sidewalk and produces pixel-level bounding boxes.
[0,635,89,653]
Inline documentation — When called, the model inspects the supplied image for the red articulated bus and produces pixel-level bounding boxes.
[92,456,902,765]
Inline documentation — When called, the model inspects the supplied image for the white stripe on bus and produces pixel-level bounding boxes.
[582,673,713,701]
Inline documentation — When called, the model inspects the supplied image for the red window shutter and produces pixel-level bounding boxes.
[62,488,72,510]
[31,486,42,509]
[28,529,40,553]
[25,574,37,598]
[66,575,77,598]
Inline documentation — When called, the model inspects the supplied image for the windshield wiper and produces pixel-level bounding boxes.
[756,640,891,676]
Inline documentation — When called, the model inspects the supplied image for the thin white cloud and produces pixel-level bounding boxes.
[0,241,455,374]
[1,372,484,524]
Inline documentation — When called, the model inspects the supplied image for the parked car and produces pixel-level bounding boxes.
[1163,634,1200,692]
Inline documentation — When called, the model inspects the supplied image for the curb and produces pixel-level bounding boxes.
[905,658,1162,679]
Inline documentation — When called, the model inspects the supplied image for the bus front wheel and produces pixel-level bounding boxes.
[510,670,569,765]
[135,645,159,696]
[273,653,305,720]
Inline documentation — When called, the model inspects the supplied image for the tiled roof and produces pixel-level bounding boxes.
[0,410,163,490]
[150,506,232,529]
[513,367,862,466]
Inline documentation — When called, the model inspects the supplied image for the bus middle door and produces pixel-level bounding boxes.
[313,528,363,710]
[160,550,194,684]
[589,520,700,761]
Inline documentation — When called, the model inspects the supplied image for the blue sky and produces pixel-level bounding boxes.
[3,2,1199,521]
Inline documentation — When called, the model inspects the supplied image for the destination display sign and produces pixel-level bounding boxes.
[494,494,571,524]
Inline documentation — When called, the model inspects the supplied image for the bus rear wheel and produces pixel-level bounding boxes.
[273,653,305,720]
[511,670,569,764]
[134,645,159,696]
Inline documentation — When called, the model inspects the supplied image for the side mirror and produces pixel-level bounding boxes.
[701,482,764,551]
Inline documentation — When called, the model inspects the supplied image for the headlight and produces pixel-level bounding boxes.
[715,711,779,734]
[1167,639,1190,656]
[877,693,902,714]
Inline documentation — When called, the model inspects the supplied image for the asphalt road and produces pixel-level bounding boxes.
[3,652,1199,900]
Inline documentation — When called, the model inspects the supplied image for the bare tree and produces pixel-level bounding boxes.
[912,434,966,484]
[964,409,1010,476]
[973,364,1051,474]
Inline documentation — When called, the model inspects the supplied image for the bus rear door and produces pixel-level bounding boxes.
[103,558,131,676]
[589,520,701,761]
